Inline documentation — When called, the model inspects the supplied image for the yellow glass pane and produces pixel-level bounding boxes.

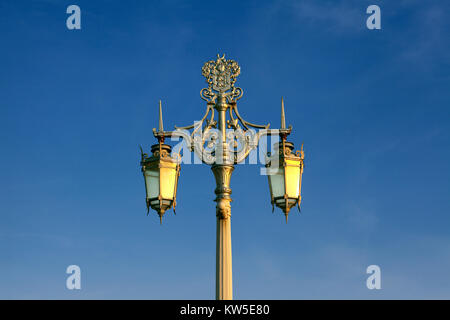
[160,162,177,200]
[285,160,300,198]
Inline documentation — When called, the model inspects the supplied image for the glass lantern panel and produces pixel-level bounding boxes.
[285,159,300,198]
[144,168,159,199]
[160,162,177,200]
[268,167,285,199]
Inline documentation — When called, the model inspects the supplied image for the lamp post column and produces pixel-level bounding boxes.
[213,94,233,300]
[212,164,233,300]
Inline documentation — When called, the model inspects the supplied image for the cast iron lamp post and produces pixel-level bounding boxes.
[140,54,305,300]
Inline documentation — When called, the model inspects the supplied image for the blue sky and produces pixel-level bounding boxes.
[0,0,449,299]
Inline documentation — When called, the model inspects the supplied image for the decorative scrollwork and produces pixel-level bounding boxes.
[200,54,243,103]
[231,103,269,130]
[152,55,294,167]
[229,87,243,102]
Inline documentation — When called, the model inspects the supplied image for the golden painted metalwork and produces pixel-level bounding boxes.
[265,97,305,223]
[200,54,242,103]
[139,55,305,300]
[140,101,181,224]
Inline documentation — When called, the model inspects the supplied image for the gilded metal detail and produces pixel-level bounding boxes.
[200,54,243,103]
[212,165,234,220]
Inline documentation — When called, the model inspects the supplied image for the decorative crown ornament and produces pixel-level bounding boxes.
[200,54,243,103]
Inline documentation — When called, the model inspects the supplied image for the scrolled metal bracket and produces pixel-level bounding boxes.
[153,54,294,167]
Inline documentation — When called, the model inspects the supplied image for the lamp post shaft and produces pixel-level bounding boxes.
[212,93,234,300]
[216,216,232,299]
[212,164,234,300]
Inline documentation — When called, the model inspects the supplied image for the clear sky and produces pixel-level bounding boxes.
[0,0,449,299]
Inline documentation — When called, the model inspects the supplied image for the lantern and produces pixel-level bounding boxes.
[141,143,180,223]
[140,100,181,224]
[265,98,304,222]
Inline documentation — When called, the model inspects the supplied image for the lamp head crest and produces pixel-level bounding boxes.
[201,54,243,103]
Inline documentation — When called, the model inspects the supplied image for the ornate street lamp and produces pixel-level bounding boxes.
[139,54,305,300]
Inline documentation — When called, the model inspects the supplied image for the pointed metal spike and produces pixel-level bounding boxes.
[281,97,286,130]
[140,145,145,162]
[159,214,162,225]
[158,100,164,132]
[285,213,288,224]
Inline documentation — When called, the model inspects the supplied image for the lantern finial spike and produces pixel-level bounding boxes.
[281,96,286,130]
[159,214,163,225]
[158,100,164,132]
[285,213,288,224]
